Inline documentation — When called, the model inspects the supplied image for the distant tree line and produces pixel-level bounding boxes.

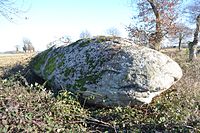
[14,38,35,53]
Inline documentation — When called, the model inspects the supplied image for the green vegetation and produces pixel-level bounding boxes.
[57,61,64,68]
[0,49,199,132]
[44,56,57,78]
[79,39,91,47]
[73,73,103,92]
[32,47,53,72]
[68,39,83,47]
[95,35,120,43]
[64,67,75,77]
[0,74,88,132]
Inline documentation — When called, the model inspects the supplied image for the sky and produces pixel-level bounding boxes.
[0,0,133,52]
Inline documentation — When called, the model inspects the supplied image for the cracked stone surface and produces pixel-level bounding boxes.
[31,36,183,107]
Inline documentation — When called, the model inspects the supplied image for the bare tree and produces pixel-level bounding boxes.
[185,0,200,61]
[129,0,182,50]
[80,30,91,39]
[0,0,30,22]
[106,27,121,37]
[23,38,34,53]
[168,23,193,51]
[15,45,20,53]
[126,25,150,47]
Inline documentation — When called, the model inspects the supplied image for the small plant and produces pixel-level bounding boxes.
[0,72,89,132]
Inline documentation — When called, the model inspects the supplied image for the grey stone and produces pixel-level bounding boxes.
[31,36,182,107]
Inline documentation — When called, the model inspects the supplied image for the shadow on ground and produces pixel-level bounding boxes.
[0,63,46,88]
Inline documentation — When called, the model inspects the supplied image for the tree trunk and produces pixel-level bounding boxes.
[16,48,19,53]
[154,31,163,51]
[189,14,200,61]
[178,33,183,51]
[189,42,198,61]
[148,0,163,51]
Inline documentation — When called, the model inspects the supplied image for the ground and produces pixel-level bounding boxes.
[0,53,34,75]
[0,54,34,66]
[0,49,199,132]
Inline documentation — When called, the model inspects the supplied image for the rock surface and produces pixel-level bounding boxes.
[31,36,182,107]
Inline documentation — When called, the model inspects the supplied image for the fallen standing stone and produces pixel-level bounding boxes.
[31,36,182,107]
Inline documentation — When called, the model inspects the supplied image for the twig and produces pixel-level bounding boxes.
[86,117,118,133]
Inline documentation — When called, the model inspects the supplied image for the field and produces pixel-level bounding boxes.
[0,49,199,132]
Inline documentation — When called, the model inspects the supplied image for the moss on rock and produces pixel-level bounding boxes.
[58,61,64,68]
[64,68,75,77]
[68,39,83,47]
[72,72,103,92]
[94,36,120,43]
[44,56,57,78]
[33,47,53,73]
[79,39,91,47]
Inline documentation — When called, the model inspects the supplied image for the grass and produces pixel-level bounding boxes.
[0,49,199,132]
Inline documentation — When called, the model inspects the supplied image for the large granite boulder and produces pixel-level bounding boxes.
[31,36,182,107]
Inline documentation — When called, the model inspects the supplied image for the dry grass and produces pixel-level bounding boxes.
[0,53,35,76]
[0,53,35,67]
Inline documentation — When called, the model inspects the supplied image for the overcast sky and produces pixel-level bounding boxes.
[0,0,133,52]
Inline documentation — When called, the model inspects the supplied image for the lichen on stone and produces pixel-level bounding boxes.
[85,51,96,70]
